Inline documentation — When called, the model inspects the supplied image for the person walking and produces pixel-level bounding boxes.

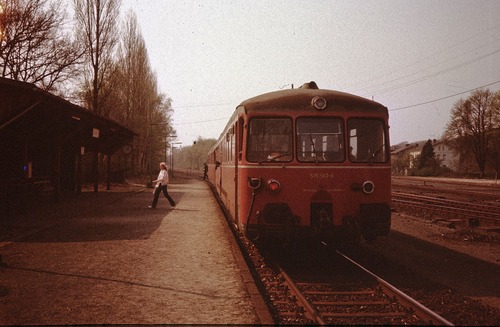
[149,162,176,209]
[203,163,208,180]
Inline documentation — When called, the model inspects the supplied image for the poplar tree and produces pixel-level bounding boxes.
[73,0,121,191]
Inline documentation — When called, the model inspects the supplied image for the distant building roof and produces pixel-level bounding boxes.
[391,141,424,155]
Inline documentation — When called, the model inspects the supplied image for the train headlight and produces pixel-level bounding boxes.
[311,96,327,110]
[267,179,281,194]
[362,181,375,194]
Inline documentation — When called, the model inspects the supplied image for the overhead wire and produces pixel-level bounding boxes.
[171,22,500,126]
[173,117,228,126]
[365,46,500,97]
[389,79,500,112]
[350,21,500,95]
[170,102,234,126]
[172,102,233,109]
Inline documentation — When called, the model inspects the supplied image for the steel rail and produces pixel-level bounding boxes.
[392,192,500,215]
[392,182,500,200]
[392,197,500,223]
[274,248,454,325]
[392,200,500,220]
[277,266,326,325]
[336,250,454,326]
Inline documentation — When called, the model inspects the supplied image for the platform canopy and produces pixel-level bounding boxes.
[0,77,135,156]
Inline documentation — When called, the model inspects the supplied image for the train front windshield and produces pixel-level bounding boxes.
[297,118,344,162]
[348,118,387,163]
[247,118,293,162]
[246,116,387,164]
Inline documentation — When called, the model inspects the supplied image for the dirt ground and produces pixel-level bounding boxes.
[391,213,499,265]
[390,212,500,310]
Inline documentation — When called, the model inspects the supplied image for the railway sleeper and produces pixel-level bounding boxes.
[321,311,407,318]
[313,300,390,306]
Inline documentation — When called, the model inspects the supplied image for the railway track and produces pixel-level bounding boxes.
[254,247,453,325]
[392,192,500,225]
[392,177,500,202]
[216,177,497,325]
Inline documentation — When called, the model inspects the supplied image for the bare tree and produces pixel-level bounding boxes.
[0,0,83,92]
[73,0,121,115]
[73,0,121,192]
[443,89,500,177]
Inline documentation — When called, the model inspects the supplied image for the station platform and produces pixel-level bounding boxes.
[0,177,273,325]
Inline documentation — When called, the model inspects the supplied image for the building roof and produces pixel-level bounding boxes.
[0,77,136,155]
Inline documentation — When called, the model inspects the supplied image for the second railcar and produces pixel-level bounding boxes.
[207,81,391,244]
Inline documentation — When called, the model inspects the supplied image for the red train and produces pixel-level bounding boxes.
[207,81,391,244]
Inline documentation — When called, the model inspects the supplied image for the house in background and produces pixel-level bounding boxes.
[391,139,460,175]
[391,141,423,175]
[433,140,460,171]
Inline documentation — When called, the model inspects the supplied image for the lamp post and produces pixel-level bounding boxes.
[170,142,182,177]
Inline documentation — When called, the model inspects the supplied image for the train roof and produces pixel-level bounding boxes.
[212,81,388,148]
[239,81,388,114]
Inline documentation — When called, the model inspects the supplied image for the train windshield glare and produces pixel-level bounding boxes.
[247,118,293,162]
[297,118,344,162]
[348,119,387,163]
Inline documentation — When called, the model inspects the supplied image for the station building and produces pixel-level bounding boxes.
[0,77,136,215]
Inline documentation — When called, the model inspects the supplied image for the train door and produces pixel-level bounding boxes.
[214,145,222,195]
[234,121,239,227]
[218,146,222,194]
[235,115,247,230]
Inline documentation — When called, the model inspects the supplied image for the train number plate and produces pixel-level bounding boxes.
[309,173,335,179]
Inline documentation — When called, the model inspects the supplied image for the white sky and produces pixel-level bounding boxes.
[121,0,500,147]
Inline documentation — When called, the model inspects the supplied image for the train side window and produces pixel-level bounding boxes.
[238,117,244,161]
[296,117,344,163]
[247,118,293,163]
[348,119,387,163]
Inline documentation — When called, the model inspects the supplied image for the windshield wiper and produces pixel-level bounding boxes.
[309,133,319,164]
[267,152,289,161]
[259,152,290,164]
[369,144,385,163]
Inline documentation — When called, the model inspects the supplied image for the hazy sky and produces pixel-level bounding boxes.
[121,0,500,147]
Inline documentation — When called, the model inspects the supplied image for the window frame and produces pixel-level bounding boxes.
[246,116,294,163]
[295,116,346,163]
[347,118,388,163]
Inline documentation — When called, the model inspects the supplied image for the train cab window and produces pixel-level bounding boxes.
[247,118,293,163]
[296,118,345,162]
[348,119,387,163]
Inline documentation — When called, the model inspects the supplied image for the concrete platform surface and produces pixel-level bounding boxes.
[0,177,273,325]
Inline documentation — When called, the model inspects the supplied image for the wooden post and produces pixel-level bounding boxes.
[92,128,100,193]
[76,147,84,194]
[54,135,61,203]
[107,154,111,191]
